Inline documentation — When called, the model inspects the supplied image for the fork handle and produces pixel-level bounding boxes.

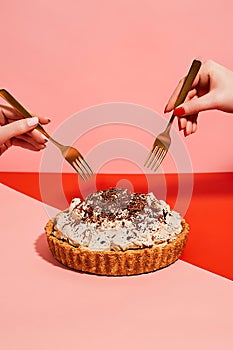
[165,59,201,132]
[0,89,63,148]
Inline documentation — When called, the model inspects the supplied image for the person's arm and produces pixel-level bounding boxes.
[164,60,233,136]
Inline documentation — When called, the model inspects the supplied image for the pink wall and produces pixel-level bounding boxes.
[0,0,233,173]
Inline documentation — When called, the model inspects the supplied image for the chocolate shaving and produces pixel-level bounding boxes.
[74,188,149,224]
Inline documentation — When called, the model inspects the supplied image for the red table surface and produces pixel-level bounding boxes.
[0,172,232,280]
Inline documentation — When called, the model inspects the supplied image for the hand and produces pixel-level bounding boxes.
[0,105,50,155]
[164,60,233,136]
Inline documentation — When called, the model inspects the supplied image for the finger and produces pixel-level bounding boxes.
[182,114,198,136]
[19,128,48,144]
[164,77,186,113]
[6,119,48,144]
[186,88,198,101]
[185,120,194,136]
[164,73,200,113]
[178,117,187,130]
[0,107,8,126]
[178,113,198,134]
[192,121,198,134]
[0,117,39,145]
[0,144,9,155]
[0,105,26,122]
[173,91,217,117]
[190,114,198,134]
[169,88,197,117]
[0,105,51,124]
[14,133,47,149]
[0,139,13,155]
[11,138,46,151]
[37,115,51,124]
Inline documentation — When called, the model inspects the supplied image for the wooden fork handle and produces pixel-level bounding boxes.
[0,88,51,139]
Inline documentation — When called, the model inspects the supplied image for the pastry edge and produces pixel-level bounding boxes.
[45,218,189,276]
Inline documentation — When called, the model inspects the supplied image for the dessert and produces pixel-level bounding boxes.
[45,188,189,276]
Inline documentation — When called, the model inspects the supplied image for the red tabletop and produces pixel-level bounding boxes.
[1,172,232,280]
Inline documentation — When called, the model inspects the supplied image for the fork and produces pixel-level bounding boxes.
[0,89,93,181]
[144,59,202,171]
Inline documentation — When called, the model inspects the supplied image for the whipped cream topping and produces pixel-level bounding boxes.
[53,188,182,252]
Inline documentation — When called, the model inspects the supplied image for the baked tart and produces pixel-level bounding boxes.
[45,188,189,276]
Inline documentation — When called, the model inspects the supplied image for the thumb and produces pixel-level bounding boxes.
[0,117,38,145]
[173,92,216,117]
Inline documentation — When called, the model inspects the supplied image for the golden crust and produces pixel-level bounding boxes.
[45,219,189,276]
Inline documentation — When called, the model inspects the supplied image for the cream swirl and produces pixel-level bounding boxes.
[53,189,182,251]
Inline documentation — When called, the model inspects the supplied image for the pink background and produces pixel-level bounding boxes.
[0,0,233,173]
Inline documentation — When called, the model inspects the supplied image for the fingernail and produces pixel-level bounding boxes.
[27,117,39,127]
[42,135,49,141]
[174,107,185,117]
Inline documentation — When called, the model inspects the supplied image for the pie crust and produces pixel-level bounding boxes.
[45,218,189,276]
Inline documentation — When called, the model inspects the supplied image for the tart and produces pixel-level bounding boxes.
[45,188,189,276]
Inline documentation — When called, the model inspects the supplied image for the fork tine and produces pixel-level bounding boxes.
[151,148,165,167]
[145,145,158,168]
[71,161,89,181]
[70,161,87,181]
[144,147,155,167]
[77,153,94,175]
[81,156,94,174]
[74,157,92,180]
[152,155,165,171]
[75,159,91,180]
[151,149,167,171]
[147,145,162,168]
[150,146,163,166]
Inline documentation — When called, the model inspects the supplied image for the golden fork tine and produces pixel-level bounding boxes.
[64,148,92,181]
[72,161,87,181]
[150,149,163,169]
[144,145,158,167]
[149,144,165,169]
[151,148,164,166]
[77,155,94,177]
[147,147,160,168]
[81,156,94,174]
[144,59,202,172]
[63,146,93,180]
[151,149,166,170]
[74,158,90,181]
[144,152,152,167]
[72,163,87,181]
